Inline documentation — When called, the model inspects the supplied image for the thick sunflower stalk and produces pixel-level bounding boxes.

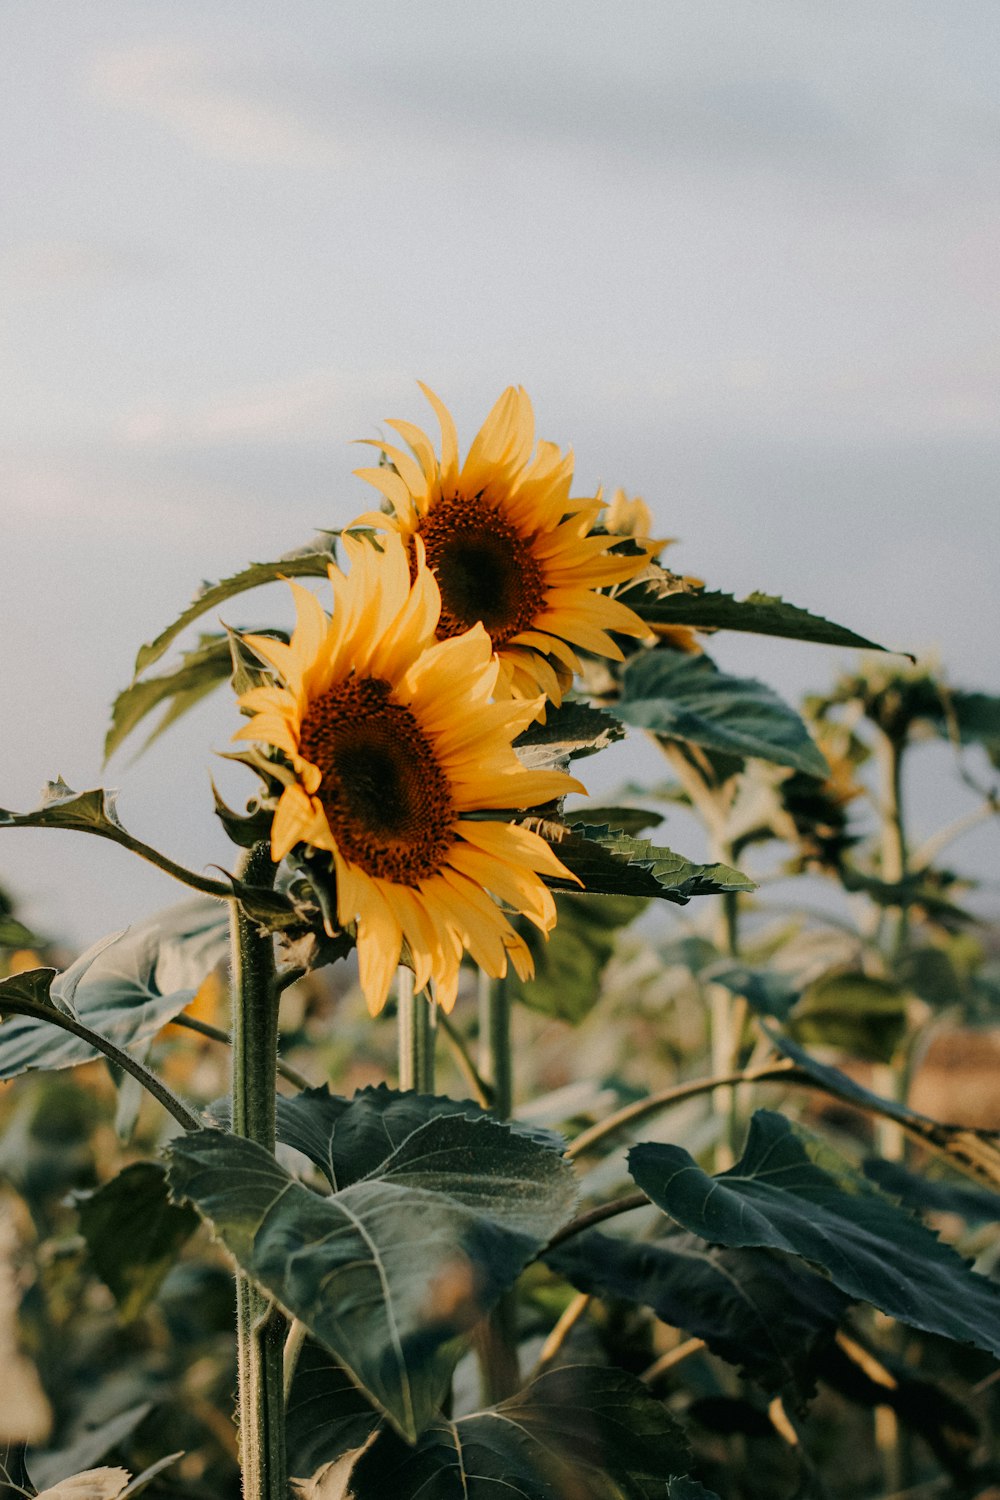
[220,392,659,1490]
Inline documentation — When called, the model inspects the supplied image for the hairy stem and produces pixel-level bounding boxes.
[230,842,286,1500]
[172,1013,313,1090]
[476,970,518,1400]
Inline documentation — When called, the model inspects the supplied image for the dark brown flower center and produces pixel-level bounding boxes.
[415,493,546,645]
[297,676,455,883]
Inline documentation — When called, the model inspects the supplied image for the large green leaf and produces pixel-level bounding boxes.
[77,1163,200,1321]
[165,1113,576,1440]
[615,652,829,778]
[132,545,337,677]
[549,823,754,903]
[264,1083,561,1190]
[514,701,626,770]
[547,1228,847,1402]
[510,892,647,1023]
[289,1364,697,1499]
[0,900,227,1079]
[619,581,888,653]
[629,1110,1000,1358]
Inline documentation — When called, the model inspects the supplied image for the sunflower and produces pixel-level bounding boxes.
[602,488,705,656]
[350,385,650,706]
[233,533,583,1014]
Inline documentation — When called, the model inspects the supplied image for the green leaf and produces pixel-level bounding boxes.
[547,1228,847,1402]
[261,1083,563,1190]
[838,865,974,926]
[615,651,829,778]
[0,780,126,838]
[165,1114,576,1440]
[667,1481,721,1500]
[132,545,337,678]
[629,1110,1000,1358]
[0,914,38,949]
[77,1163,200,1321]
[514,701,626,770]
[285,1341,382,1480]
[620,582,890,653]
[105,633,233,762]
[790,970,910,1062]
[702,963,801,1021]
[549,823,754,904]
[862,1159,1000,1224]
[563,805,665,837]
[0,899,228,1080]
[510,893,647,1023]
[292,1365,696,1499]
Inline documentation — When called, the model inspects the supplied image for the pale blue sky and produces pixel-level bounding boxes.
[4,1,998,945]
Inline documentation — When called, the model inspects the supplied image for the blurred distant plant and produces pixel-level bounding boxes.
[2,389,999,1500]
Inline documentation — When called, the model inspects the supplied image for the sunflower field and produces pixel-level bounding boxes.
[2,389,1000,1500]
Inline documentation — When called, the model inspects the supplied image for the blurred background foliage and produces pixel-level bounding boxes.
[1,656,999,1497]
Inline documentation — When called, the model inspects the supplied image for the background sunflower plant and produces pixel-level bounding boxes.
[3,390,1000,1500]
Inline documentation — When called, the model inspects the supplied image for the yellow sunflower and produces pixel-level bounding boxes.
[603,487,705,656]
[350,385,650,707]
[232,532,583,1015]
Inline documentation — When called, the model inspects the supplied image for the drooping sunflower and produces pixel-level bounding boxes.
[350,385,650,706]
[233,532,582,1014]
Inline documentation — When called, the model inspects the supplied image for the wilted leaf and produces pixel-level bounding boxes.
[615,652,829,778]
[28,1406,151,1494]
[77,1164,200,1320]
[629,1110,1000,1358]
[548,823,754,903]
[35,1468,131,1500]
[166,1114,576,1440]
[548,1228,847,1402]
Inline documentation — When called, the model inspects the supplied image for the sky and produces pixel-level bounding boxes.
[3,1,999,947]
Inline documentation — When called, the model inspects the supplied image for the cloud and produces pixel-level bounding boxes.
[87,42,339,167]
[117,368,414,447]
[1,240,163,293]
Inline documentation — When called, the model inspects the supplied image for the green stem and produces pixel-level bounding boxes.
[230,842,286,1500]
[397,968,436,1093]
[437,1009,493,1108]
[172,1014,313,1091]
[476,970,518,1401]
[0,994,200,1133]
[876,727,909,958]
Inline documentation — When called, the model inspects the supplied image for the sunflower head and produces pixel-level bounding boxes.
[232,533,583,1014]
[350,385,650,708]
